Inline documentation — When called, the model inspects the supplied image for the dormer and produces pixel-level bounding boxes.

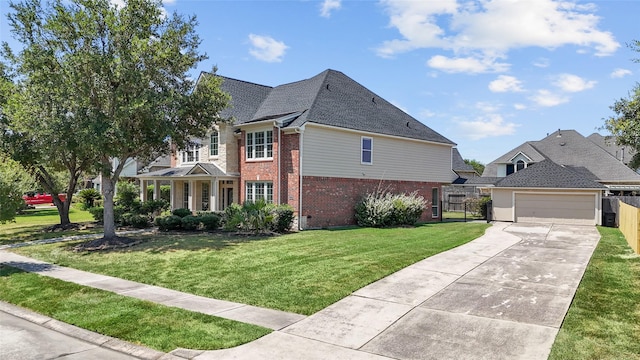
[498,151,535,177]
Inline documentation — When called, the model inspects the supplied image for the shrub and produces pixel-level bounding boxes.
[181,215,200,231]
[223,203,244,231]
[155,215,182,231]
[172,208,192,218]
[198,213,221,230]
[121,213,149,228]
[140,199,169,216]
[271,204,295,233]
[147,185,171,202]
[115,181,141,212]
[242,199,274,233]
[463,196,491,218]
[88,206,104,223]
[77,188,101,210]
[355,191,427,228]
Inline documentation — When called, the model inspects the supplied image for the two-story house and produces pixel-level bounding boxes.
[138,69,458,229]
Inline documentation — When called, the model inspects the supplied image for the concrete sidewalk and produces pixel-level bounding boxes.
[0,222,600,360]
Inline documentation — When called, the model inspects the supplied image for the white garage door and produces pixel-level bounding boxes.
[515,193,596,225]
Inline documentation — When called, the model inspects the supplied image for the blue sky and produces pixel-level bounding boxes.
[2,0,639,164]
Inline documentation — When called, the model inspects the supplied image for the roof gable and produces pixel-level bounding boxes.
[483,142,545,176]
[495,159,605,189]
[452,148,475,173]
[227,69,454,145]
[532,130,640,182]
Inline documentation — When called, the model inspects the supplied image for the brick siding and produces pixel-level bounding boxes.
[301,176,443,228]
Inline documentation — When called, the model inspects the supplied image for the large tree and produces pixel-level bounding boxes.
[603,83,640,170]
[602,40,640,170]
[2,0,231,242]
[464,158,485,176]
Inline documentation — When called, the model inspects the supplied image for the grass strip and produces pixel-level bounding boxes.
[13,222,489,315]
[549,227,640,359]
[1,208,97,245]
[0,265,270,352]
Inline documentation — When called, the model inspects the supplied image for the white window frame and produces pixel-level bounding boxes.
[181,143,200,164]
[245,181,273,203]
[210,130,219,157]
[246,130,273,160]
[361,136,373,165]
[182,182,190,209]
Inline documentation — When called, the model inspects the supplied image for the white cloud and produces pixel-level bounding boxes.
[514,103,527,110]
[489,75,524,93]
[530,89,569,107]
[457,114,519,140]
[248,34,288,63]
[163,0,176,4]
[320,0,341,18]
[377,0,619,74]
[611,68,632,78]
[533,58,550,68]
[553,73,596,92]
[475,102,501,113]
[427,55,509,74]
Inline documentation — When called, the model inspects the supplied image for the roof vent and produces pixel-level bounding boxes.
[372,97,376,104]
[326,84,330,90]
[560,142,566,146]
[406,121,411,128]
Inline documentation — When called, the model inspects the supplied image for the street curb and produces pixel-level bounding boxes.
[0,301,186,360]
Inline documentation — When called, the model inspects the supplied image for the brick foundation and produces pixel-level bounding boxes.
[301,176,443,228]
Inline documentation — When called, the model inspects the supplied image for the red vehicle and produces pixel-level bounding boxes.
[22,192,67,206]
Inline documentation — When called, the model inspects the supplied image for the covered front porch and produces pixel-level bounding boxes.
[137,163,239,213]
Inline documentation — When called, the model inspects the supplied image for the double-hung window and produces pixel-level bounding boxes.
[361,137,373,165]
[246,130,273,160]
[181,143,200,164]
[210,130,219,157]
[431,188,439,218]
[246,182,273,203]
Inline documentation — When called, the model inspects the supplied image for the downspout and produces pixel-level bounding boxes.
[296,126,305,230]
[277,123,281,205]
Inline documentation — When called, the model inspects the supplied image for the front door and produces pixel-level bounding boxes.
[219,181,234,211]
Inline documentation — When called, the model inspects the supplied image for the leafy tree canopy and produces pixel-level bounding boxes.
[464,158,485,175]
[2,0,231,238]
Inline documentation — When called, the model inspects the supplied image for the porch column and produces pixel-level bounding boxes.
[170,180,175,210]
[189,180,195,212]
[139,179,147,202]
[153,180,160,200]
[211,178,218,212]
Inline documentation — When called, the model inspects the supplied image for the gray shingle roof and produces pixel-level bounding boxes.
[452,148,475,173]
[218,76,272,123]
[587,132,635,165]
[495,159,606,189]
[139,163,233,178]
[215,69,454,145]
[533,130,640,182]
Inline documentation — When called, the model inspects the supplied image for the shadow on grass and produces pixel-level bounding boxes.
[66,232,274,254]
[0,225,100,246]
[1,262,57,274]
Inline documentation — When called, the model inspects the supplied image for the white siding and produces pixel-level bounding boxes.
[302,125,455,183]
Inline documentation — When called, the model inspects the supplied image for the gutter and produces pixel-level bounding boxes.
[295,125,306,230]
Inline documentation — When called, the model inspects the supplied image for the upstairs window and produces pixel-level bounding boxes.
[506,163,514,175]
[210,130,219,157]
[361,137,373,165]
[516,160,525,171]
[181,143,200,164]
[246,130,273,160]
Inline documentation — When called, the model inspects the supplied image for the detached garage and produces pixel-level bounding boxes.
[488,160,605,226]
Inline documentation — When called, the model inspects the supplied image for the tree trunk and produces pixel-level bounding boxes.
[52,196,71,225]
[102,175,117,239]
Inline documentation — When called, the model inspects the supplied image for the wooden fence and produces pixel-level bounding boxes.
[618,200,640,254]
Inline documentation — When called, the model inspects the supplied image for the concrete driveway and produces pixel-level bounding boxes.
[199,222,599,360]
[1,222,599,360]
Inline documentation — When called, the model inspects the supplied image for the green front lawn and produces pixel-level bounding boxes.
[0,265,270,351]
[12,222,489,315]
[0,207,97,245]
[549,227,640,359]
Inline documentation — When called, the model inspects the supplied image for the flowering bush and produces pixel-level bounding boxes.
[355,191,427,227]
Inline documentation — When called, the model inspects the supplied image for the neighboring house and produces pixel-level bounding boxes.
[93,155,171,193]
[138,69,458,229]
[443,148,480,211]
[587,133,636,167]
[477,130,640,225]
